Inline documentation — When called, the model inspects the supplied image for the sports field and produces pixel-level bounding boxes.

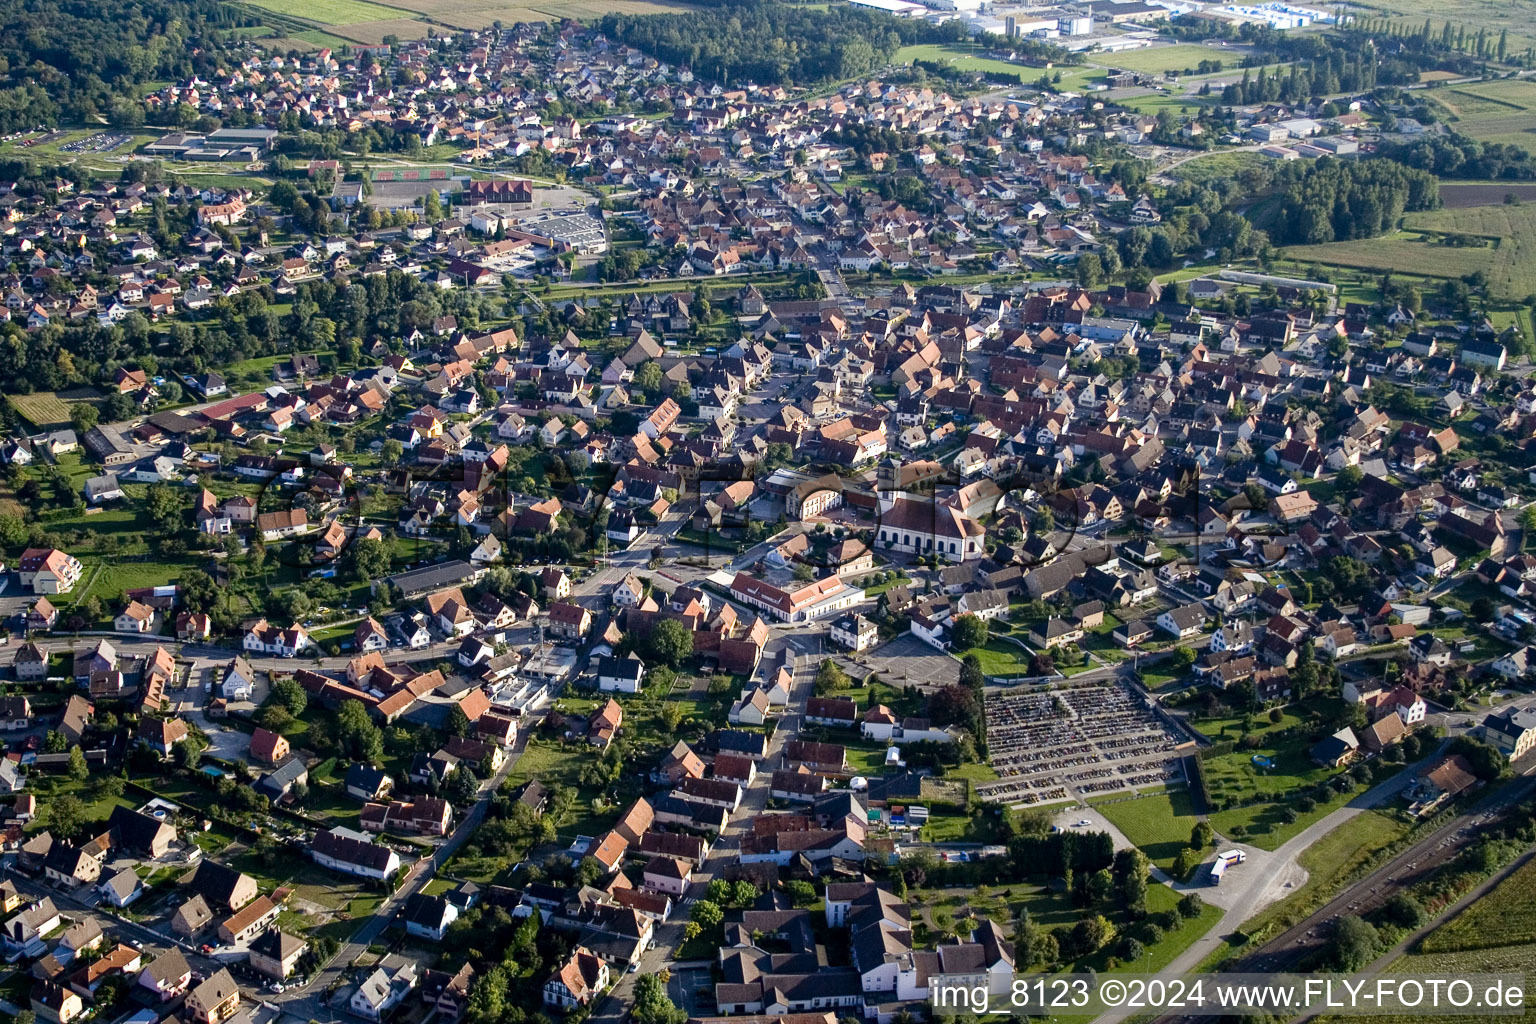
[1088,42,1243,75]
[1429,78,1536,155]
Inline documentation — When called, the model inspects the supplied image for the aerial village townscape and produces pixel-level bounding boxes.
[0,0,1535,1022]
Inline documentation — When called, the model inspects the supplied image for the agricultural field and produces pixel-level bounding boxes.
[1314,941,1536,1024]
[1419,854,1536,952]
[1428,78,1536,155]
[1437,181,1536,207]
[1283,229,1503,293]
[363,0,699,30]
[241,0,417,24]
[1405,201,1536,300]
[7,389,98,430]
[1363,0,1536,53]
[333,17,441,42]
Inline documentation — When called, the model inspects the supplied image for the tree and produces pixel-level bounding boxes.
[633,974,686,1024]
[1191,820,1214,850]
[146,484,185,534]
[1113,848,1149,915]
[634,360,664,396]
[815,659,850,695]
[1326,915,1380,971]
[71,403,99,434]
[660,702,684,731]
[1522,504,1536,551]
[48,793,87,841]
[270,677,308,716]
[1171,847,1199,880]
[1383,892,1425,928]
[691,900,724,929]
[445,704,471,738]
[1336,465,1363,497]
[959,653,985,690]
[446,765,480,804]
[172,736,206,770]
[1447,735,1505,780]
[647,619,694,668]
[467,964,510,1024]
[380,439,404,468]
[1177,893,1205,919]
[1069,914,1114,955]
[951,614,988,651]
[1076,253,1104,288]
[66,746,89,782]
[336,699,384,762]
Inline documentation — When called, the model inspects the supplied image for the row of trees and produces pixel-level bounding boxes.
[1379,132,1536,181]
[1219,48,1384,106]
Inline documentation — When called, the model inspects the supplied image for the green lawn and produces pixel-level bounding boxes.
[1110,91,1206,117]
[917,809,974,842]
[1229,809,1412,950]
[910,875,1219,980]
[499,736,608,841]
[1193,705,1409,849]
[1167,151,1269,183]
[945,760,1000,784]
[1101,882,1222,975]
[1097,789,1202,871]
[968,637,1036,678]
[894,43,1039,79]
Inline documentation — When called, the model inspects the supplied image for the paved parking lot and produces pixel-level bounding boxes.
[669,965,715,1017]
[856,633,959,688]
